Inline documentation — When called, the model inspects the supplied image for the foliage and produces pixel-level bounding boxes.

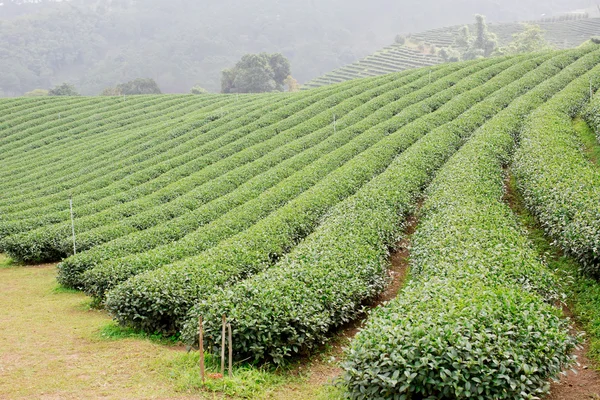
[190,85,208,95]
[514,58,600,275]
[342,47,600,398]
[180,53,557,364]
[221,53,291,93]
[460,15,498,60]
[100,87,122,96]
[103,56,517,334]
[111,78,162,95]
[283,75,300,92]
[497,24,553,56]
[48,83,80,96]
[23,89,48,97]
[439,47,461,62]
[394,34,406,45]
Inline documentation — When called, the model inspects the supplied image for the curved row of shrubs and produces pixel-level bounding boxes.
[0,83,353,261]
[0,95,233,212]
[342,47,600,399]
[103,54,537,335]
[0,94,213,190]
[177,49,581,365]
[514,51,600,276]
[57,60,484,289]
[44,64,445,263]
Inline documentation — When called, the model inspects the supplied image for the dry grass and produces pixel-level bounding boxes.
[0,260,343,400]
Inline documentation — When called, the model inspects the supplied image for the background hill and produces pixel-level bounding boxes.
[0,0,594,96]
[304,15,600,88]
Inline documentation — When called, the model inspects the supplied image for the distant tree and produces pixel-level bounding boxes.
[394,34,406,45]
[496,24,553,55]
[48,83,80,96]
[453,15,498,61]
[190,85,208,94]
[116,78,161,95]
[284,75,300,92]
[439,47,461,62]
[221,53,291,94]
[24,89,49,97]
[100,87,122,96]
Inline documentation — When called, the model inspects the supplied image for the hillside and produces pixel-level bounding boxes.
[2,45,600,398]
[0,0,592,95]
[304,15,600,88]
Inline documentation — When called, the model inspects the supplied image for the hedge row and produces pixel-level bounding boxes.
[514,51,600,275]
[57,60,478,289]
[103,54,534,335]
[0,94,225,206]
[177,50,578,365]
[342,47,600,399]
[1,84,349,261]
[48,65,438,259]
[78,58,505,297]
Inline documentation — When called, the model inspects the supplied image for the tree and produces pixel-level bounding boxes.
[24,89,49,97]
[221,53,291,94]
[452,15,498,61]
[284,75,300,92]
[116,78,161,95]
[190,85,208,94]
[100,87,123,96]
[439,47,461,62]
[48,83,80,96]
[496,24,553,55]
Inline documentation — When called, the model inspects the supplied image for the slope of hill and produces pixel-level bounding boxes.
[304,15,600,89]
[2,45,600,398]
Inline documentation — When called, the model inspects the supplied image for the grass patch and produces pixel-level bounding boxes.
[0,254,17,268]
[97,322,181,346]
[51,284,80,294]
[506,170,600,367]
[167,352,292,398]
[573,116,600,166]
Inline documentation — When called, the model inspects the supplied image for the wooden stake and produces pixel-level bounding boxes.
[69,196,77,255]
[199,316,205,383]
[221,315,226,376]
[227,323,233,378]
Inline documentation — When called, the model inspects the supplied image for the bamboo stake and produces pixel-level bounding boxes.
[221,315,226,376]
[228,323,233,378]
[199,316,205,383]
[69,196,77,255]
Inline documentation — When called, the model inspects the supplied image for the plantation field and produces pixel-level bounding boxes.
[304,16,600,89]
[2,45,600,398]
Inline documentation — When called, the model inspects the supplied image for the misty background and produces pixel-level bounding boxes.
[0,0,595,96]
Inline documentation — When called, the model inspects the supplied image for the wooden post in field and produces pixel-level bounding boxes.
[69,196,76,255]
[429,70,432,84]
[590,77,594,101]
[199,316,205,383]
[221,315,226,376]
[227,323,233,378]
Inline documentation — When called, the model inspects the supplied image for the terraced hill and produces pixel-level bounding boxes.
[2,45,600,398]
[304,16,600,88]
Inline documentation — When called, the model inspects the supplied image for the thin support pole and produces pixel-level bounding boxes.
[199,315,205,383]
[69,196,76,255]
[221,315,226,376]
[228,323,233,378]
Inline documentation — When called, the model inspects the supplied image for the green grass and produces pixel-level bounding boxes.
[573,116,600,165]
[506,170,600,367]
[97,322,181,346]
[0,253,17,268]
